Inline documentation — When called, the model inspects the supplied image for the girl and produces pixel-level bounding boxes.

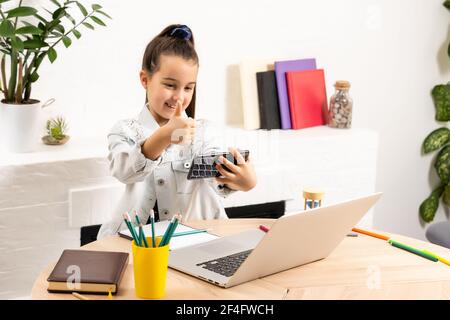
[98,24,257,239]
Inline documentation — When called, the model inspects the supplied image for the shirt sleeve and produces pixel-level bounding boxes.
[195,119,237,199]
[107,119,163,184]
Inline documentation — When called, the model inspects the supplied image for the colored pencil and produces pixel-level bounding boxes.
[72,292,89,300]
[351,227,390,241]
[139,223,149,248]
[150,210,156,248]
[123,213,139,245]
[422,250,450,266]
[388,240,438,262]
[172,229,209,237]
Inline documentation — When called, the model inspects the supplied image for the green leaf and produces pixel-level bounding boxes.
[423,127,450,154]
[444,0,450,10]
[448,41,450,58]
[433,84,450,121]
[10,36,24,51]
[6,6,38,18]
[47,47,57,63]
[65,12,76,25]
[47,19,62,32]
[38,22,46,32]
[15,26,43,35]
[444,185,450,205]
[92,4,102,10]
[50,0,61,7]
[82,22,94,30]
[0,19,14,37]
[50,31,63,38]
[90,16,106,26]
[62,36,72,48]
[30,71,39,82]
[420,185,445,223]
[435,145,450,184]
[23,39,48,49]
[53,24,65,34]
[96,10,112,19]
[76,2,88,16]
[52,7,66,20]
[72,29,81,39]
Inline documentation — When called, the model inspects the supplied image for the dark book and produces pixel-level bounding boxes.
[256,71,281,129]
[47,249,129,294]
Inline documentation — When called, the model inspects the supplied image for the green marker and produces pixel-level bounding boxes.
[388,240,438,262]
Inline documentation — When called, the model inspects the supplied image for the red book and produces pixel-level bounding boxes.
[286,69,328,129]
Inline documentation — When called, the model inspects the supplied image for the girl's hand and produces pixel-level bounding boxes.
[215,147,257,192]
[164,100,196,145]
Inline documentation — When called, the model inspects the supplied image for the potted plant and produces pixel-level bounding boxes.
[0,0,110,152]
[419,1,450,223]
[42,115,69,145]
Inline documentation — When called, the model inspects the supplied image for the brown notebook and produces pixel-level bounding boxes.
[47,249,129,294]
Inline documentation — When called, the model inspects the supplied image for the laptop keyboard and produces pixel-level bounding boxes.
[196,249,253,277]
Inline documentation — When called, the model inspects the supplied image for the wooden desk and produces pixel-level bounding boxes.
[32,219,450,300]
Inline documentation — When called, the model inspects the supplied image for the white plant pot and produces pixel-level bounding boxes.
[0,99,54,153]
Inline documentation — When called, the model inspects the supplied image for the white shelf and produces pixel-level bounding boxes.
[0,136,108,167]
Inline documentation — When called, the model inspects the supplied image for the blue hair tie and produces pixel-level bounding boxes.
[170,25,192,41]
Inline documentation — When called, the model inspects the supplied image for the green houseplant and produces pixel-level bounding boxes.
[42,115,69,144]
[0,0,110,152]
[419,1,450,223]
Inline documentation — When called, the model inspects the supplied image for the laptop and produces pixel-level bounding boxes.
[168,192,382,288]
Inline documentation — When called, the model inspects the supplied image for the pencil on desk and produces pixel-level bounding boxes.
[172,229,209,237]
[388,240,438,262]
[351,227,390,241]
[72,292,89,300]
[422,250,450,266]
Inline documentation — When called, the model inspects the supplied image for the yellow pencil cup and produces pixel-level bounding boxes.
[131,236,169,299]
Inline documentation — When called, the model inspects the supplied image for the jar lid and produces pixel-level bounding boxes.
[334,80,350,89]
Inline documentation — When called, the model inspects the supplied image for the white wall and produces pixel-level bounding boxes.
[28,0,450,241]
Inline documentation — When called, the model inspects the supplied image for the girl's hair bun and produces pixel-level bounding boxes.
[169,25,192,41]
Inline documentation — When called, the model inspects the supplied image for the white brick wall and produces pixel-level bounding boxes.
[0,127,378,299]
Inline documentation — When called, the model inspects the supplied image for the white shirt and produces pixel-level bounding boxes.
[97,105,234,239]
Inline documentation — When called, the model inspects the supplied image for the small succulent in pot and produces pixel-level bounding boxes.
[42,116,69,145]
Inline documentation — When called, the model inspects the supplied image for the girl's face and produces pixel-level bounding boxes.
[140,54,198,126]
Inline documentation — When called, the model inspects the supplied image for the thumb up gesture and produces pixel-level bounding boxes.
[164,100,196,145]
